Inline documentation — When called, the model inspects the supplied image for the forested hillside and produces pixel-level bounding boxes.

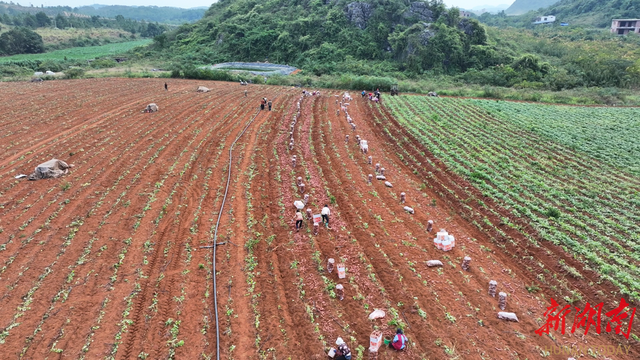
[155,0,640,92]
[0,11,166,38]
[0,2,205,25]
[505,0,558,15]
[482,0,640,28]
[161,0,492,76]
[0,4,167,56]
[545,0,640,27]
[74,5,205,24]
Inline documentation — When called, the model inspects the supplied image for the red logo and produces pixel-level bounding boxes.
[535,298,635,339]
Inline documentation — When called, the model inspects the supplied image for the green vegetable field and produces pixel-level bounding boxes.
[384,95,640,300]
[0,40,151,63]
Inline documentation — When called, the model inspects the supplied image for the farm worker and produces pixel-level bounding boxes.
[294,210,304,232]
[268,100,272,111]
[28,159,74,180]
[164,82,168,91]
[334,337,352,360]
[390,328,408,350]
[321,204,331,227]
[244,90,248,97]
[260,98,265,110]
[361,90,366,97]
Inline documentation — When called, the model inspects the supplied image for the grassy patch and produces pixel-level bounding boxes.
[0,40,151,63]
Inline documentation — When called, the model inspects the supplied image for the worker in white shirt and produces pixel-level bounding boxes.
[321,204,331,227]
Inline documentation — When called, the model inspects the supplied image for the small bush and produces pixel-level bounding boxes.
[37,60,64,72]
[469,171,490,181]
[65,68,85,79]
[90,58,117,69]
[176,66,240,82]
[544,207,561,219]
[0,64,32,77]
[526,283,540,293]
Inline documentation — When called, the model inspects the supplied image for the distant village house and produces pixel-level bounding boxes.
[533,15,556,25]
[460,11,471,18]
[611,19,640,35]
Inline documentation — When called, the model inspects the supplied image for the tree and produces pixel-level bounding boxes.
[153,33,167,48]
[1,13,12,25]
[513,54,545,73]
[55,13,69,29]
[23,14,37,28]
[443,7,460,27]
[35,11,51,27]
[425,24,465,73]
[142,22,164,38]
[0,27,45,55]
[429,0,447,21]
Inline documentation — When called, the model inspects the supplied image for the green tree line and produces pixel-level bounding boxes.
[0,11,168,37]
[0,2,204,24]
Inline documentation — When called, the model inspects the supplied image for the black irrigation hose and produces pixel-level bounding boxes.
[212,106,263,359]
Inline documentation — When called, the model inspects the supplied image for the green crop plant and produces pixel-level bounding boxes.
[385,95,640,300]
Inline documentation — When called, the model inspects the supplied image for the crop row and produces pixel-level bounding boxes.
[384,95,639,300]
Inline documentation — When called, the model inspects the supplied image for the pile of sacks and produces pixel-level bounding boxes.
[434,229,455,251]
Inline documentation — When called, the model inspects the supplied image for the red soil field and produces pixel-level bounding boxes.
[0,79,636,359]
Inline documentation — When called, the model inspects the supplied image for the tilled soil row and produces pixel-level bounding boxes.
[0,80,281,359]
[1,81,636,360]
[365,99,638,358]
[2,84,236,358]
[313,94,526,359]
[0,79,174,172]
[118,88,262,360]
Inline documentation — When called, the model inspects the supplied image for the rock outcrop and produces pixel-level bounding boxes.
[420,26,436,46]
[403,2,433,22]
[458,18,475,36]
[346,2,374,29]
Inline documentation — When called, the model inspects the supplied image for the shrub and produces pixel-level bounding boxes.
[0,64,32,77]
[90,59,117,69]
[37,60,64,73]
[469,171,490,181]
[544,207,561,219]
[0,27,44,55]
[175,66,240,82]
[65,68,85,79]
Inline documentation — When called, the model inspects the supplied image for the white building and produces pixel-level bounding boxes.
[533,15,556,25]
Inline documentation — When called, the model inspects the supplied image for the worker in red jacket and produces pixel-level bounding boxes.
[390,328,408,350]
